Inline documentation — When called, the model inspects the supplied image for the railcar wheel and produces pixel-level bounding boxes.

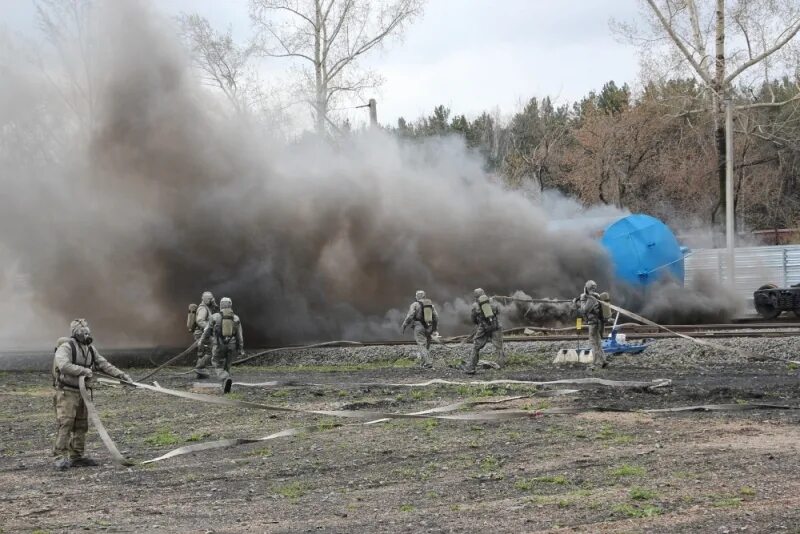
[755,283,781,319]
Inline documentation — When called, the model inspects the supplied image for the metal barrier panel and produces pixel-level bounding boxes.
[684,245,800,310]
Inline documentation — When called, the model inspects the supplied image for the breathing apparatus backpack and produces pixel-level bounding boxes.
[478,295,498,329]
[187,303,198,332]
[220,309,236,338]
[420,299,434,326]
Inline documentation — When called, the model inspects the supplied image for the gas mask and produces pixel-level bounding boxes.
[70,319,93,345]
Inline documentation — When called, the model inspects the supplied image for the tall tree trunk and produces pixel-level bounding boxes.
[711,0,727,242]
[313,0,325,134]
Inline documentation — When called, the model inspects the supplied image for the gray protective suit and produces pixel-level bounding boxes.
[574,281,608,367]
[200,306,244,380]
[401,295,440,368]
[193,292,218,373]
[468,293,505,372]
[52,320,131,464]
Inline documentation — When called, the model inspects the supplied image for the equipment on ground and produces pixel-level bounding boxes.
[554,312,648,364]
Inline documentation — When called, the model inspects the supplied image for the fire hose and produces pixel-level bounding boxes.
[82,374,797,467]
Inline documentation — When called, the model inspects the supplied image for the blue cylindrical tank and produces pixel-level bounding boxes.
[601,214,687,287]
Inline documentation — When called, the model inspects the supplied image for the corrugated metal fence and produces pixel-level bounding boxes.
[684,245,800,307]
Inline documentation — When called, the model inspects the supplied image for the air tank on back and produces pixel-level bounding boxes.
[600,214,688,287]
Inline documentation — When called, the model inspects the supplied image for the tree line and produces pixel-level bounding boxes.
[390,78,800,238]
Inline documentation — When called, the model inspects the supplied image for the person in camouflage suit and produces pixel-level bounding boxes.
[52,319,132,470]
[401,290,440,369]
[199,297,244,382]
[191,291,218,378]
[466,288,506,374]
[573,280,608,368]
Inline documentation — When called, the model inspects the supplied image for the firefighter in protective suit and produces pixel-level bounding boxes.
[573,280,609,368]
[401,290,440,368]
[466,288,506,374]
[199,297,244,381]
[190,291,218,378]
[52,319,132,470]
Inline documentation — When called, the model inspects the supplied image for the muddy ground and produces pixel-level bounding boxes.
[2,338,800,533]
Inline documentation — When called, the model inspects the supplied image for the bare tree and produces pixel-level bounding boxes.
[615,0,800,231]
[249,0,424,133]
[35,0,97,137]
[178,14,256,115]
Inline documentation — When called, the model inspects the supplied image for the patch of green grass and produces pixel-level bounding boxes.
[399,504,414,512]
[316,418,339,431]
[476,386,509,398]
[514,475,568,491]
[186,432,208,442]
[250,446,273,457]
[537,475,568,485]
[269,389,290,398]
[468,439,481,449]
[629,487,658,501]
[712,496,742,508]
[595,424,633,444]
[506,431,521,441]
[426,490,440,499]
[226,392,244,400]
[455,384,471,395]
[739,486,756,497]
[788,362,799,371]
[505,353,536,366]
[515,479,535,491]
[450,504,461,511]
[613,503,662,518]
[144,428,180,446]
[276,481,309,500]
[418,419,439,433]
[410,389,428,400]
[522,399,552,411]
[610,464,646,478]
[479,455,500,473]
[393,464,437,481]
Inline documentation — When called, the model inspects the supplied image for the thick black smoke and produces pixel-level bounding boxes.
[0,1,738,349]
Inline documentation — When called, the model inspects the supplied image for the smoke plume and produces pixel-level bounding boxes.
[0,1,738,349]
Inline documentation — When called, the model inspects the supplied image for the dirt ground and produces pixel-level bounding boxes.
[2,341,800,533]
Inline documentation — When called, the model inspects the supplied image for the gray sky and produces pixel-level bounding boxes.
[5,0,644,126]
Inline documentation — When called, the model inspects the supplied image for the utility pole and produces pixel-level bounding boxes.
[725,99,735,288]
[368,98,377,128]
[356,99,378,128]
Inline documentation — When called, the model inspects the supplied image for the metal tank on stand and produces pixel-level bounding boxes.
[600,214,690,288]
[596,214,689,355]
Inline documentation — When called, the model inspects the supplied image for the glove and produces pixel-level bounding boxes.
[81,368,93,379]
[120,373,133,383]
[239,351,245,358]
